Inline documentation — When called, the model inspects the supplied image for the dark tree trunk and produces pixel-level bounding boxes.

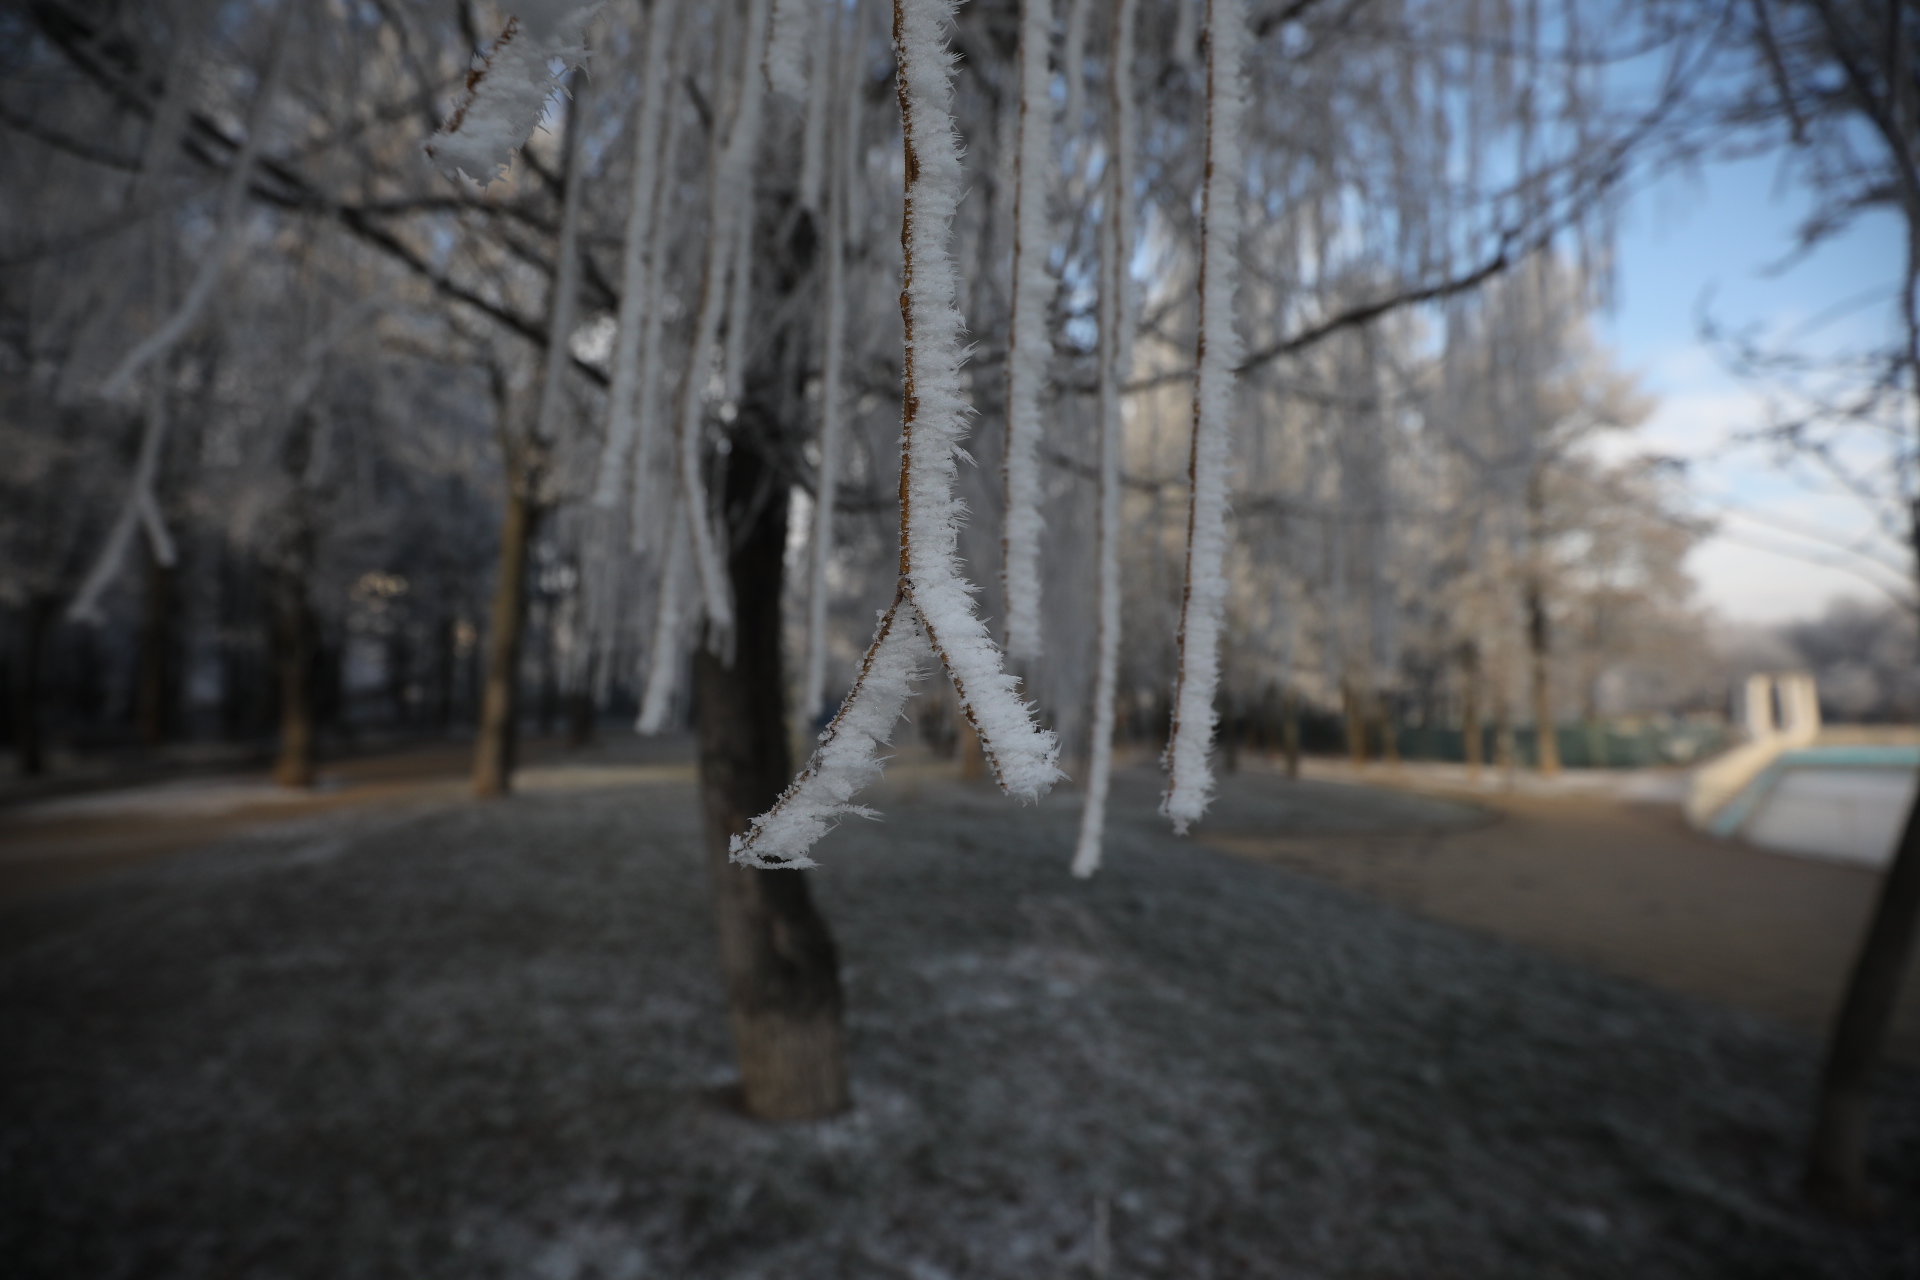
[136,544,176,747]
[433,614,456,732]
[1460,641,1484,773]
[567,650,597,749]
[1343,678,1366,765]
[1805,492,1920,1214]
[1806,803,1920,1216]
[694,438,849,1122]
[270,559,316,788]
[474,481,537,798]
[1281,685,1300,779]
[15,596,54,777]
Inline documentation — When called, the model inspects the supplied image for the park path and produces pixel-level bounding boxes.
[1204,759,1920,1062]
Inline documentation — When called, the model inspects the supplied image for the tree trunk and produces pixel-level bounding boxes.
[270,561,316,788]
[1527,578,1560,776]
[694,443,849,1122]
[474,481,537,798]
[567,651,597,748]
[136,544,176,747]
[1805,800,1920,1216]
[15,597,53,777]
[1378,691,1400,767]
[1281,685,1300,779]
[1460,642,1483,775]
[1343,678,1366,766]
[1805,493,1920,1214]
[433,614,456,733]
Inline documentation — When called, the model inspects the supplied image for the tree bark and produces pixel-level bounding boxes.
[1343,678,1366,766]
[473,479,537,798]
[694,442,849,1122]
[1281,684,1300,779]
[269,558,316,788]
[1806,799,1920,1216]
[1460,641,1483,775]
[136,544,176,747]
[15,597,54,777]
[1804,491,1920,1215]
[1526,580,1560,775]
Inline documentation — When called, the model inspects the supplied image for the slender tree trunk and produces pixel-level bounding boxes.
[16,597,53,777]
[694,443,849,1121]
[270,559,316,788]
[1460,641,1483,776]
[1343,678,1366,766]
[1806,795,1920,1217]
[1281,684,1300,779]
[433,614,455,733]
[568,651,597,748]
[1378,690,1400,767]
[1805,496,1920,1215]
[474,480,537,798]
[1527,577,1559,776]
[1494,687,1516,779]
[136,544,175,747]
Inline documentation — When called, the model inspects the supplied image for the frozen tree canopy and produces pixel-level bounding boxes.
[3,0,1733,872]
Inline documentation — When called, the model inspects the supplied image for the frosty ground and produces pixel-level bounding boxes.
[2,762,1917,1278]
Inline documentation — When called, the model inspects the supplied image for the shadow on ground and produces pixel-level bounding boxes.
[2,766,1916,1278]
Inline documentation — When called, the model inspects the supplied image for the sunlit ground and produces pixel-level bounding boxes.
[2,741,1917,1276]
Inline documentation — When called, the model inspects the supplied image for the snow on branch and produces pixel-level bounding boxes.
[674,0,777,656]
[427,1,603,186]
[732,0,1061,869]
[1161,0,1246,836]
[1072,0,1138,879]
[1002,0,1055,662]
[593,0,682,512]
[730,603,932,868]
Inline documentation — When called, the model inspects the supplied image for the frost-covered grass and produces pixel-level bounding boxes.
[2,768,1917,1278]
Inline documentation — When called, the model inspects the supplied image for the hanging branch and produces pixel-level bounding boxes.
[674,0,776,655]
[1001,0,1056,661]
[98,3,292,402]
[636,498,691,734]
[796,0,837,210]
[803,0,858,722]
[1072,0,1138,879]
[68,383,176,625]
[593,0,682,509]
[1161,0,1246,835]
[427,0,603,185]
[731,0,1061,870]
[532,65,592,453]
[629,88,690,555]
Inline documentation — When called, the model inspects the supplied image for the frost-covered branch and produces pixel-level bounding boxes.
[675,0,776,654]
[1072,0,1138,879]
[733,0,1060,869]
[637,500,691,734]
[427,1,604,185]
[1001,0,1056,661]
[803,7,857,722]
[1161,0,1246,836]
[593,0,682,511]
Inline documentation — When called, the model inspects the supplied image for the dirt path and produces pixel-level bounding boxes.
[1204,766,1920,1062]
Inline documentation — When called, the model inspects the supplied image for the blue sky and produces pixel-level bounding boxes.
[1597,152,1907,625]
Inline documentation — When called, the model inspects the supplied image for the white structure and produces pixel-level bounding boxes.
[1684,671,1822,829]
